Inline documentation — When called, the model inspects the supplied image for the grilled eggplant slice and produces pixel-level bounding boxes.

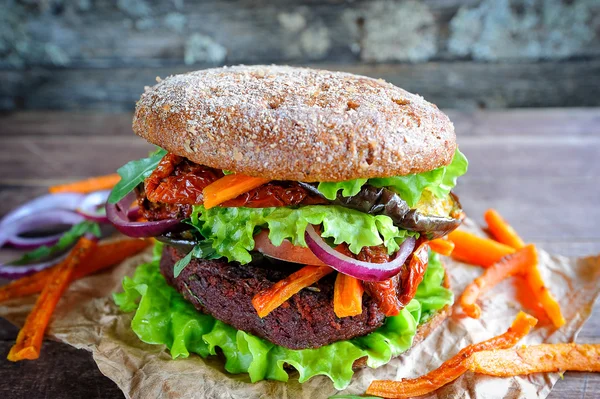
[299,183,463,238]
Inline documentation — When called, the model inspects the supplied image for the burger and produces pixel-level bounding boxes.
[107,65,468,390]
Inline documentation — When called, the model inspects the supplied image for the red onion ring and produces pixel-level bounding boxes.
[0,193,84,247]
[304,224,416,281]
[0,251,70,280]
[0,231,99,279]
[76,190,110,223]
[106,191,185,238]
[3,209,86,250]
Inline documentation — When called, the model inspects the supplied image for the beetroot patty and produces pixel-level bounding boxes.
[160,246,386,349]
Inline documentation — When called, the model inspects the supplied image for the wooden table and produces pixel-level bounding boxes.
[0,110,598,398]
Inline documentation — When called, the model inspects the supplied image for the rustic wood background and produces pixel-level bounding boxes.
[0,109,599,398]
[2,0,600,111]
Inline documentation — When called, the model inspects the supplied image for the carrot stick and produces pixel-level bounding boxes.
[48,174,121,194]
[366,312,538,398]
[203,174,270,209]
[252,265,333,318]
[467,343,600,376]
[448,229,515,267]
[483,210,564,327]
[525,261,566,328]
[429,238,455,256]
[484,209,525,249]
[460,244,538,318]
[0,239,150,304]
[7,236,98,361]
[333,273,364,318]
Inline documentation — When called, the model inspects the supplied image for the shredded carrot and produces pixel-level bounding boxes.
[203,174,270,209]
[460,244,538,318]
[467,343,600,376]
[0,239,150,304]
[48,174,121,194]
[7,236,98,361]
[448,229,515,267]
[484,210,564,327]
[525,262,566,328]
[484,209,525,249]
[366,312,538,398]
[252,265,333,318]
[333,273,364,318]
[429,238,455,256]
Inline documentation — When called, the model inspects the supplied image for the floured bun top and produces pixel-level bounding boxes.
[133,65,456,182]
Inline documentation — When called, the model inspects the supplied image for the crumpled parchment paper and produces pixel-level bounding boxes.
[1,219,599,399]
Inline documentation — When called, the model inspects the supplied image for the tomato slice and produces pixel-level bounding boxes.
[253,230,326,266]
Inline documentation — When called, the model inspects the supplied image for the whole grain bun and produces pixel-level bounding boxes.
[133,65,456,182]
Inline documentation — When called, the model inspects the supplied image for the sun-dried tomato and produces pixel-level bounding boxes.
[361,241,428,315]
[143,153,326,209]
[357,245,391,264]
[363,277,402,316]
[222,182,327,208]
[397,240,429,307]
[339,244,401,317]
[144,154,223,205]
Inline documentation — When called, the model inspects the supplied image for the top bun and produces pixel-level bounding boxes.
[133,65,456,182]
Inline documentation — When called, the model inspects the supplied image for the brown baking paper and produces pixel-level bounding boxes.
[1,219,599,399]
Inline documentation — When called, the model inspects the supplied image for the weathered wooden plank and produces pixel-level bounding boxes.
[0,340,124,399]
[0,112,135,137]
[460,137,600,179]
[2,0,598,69]
[2,60,600,111]
[0,319,17,341]
[0,137,152,183]
[447,109,600,138]
[456,177,600,241]
[550,372,597,399]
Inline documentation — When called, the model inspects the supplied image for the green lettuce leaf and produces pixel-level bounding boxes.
[317,149,468,207]
[114,245,452,390]
[108,148,168,204]
[190,205,416,264]
[317,179,368,201]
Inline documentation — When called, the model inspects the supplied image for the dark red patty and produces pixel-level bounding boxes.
[160,246,386,350]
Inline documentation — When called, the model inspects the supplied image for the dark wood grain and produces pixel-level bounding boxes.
[3,60,600,111]
[2,0,600,111]
[0,320,124,399]
[0,110,598,398]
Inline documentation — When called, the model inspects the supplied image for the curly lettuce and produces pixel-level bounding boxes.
[114,244,452,390]
[317,149,468,207]
[189,205,416,264]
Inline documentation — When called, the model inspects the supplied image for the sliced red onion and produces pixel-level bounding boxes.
[304,224,416,281]
[0,251,69,280]
[3,210,86,250]
[77,190,110,223]
[127,206,141,220]
[106,191,185,238]
[0,193,84,247]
